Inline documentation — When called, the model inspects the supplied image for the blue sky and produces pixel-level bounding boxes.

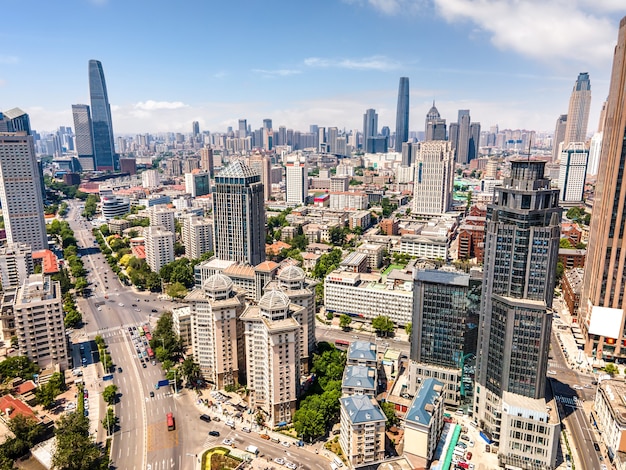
[1,0,625,135]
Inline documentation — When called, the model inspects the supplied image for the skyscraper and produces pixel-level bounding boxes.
[456,110,471,164]
[363,108,378,153]
[425,102,447,141]
[238,119,247,138]
[88,59,116,171]
[412,141,455,216]
[395,77,409,152]
[557,142,589,203]
[72,104,95,171]
[192,121,200,137]
[469,122,481,161]
[263,119,272,130]
[0,127,48,251]
[581,17,626,362]
[212,161,266,266]
[0,108,31,134]
[563,72,591,148]
[285,155,308,206]
[551,114,568,162]
[474,159,561,467]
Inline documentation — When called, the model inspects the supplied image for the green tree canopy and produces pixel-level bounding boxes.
[52,411,104,470]
[372,315,394,336]
[0,356,39,382]
[339,314,352,330]
[102,385,118,405]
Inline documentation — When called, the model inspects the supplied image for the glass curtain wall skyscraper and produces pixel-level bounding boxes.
[89,60,116,171]
[71,104,95,171]
[395,77,409,152]
[563,72,591,148]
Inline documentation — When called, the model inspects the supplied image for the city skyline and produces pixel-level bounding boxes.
[1,1,624,135]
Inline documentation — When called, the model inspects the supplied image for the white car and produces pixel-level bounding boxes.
[573,385,584,390]
[281,441,290,447]
[285,463,297,470]
[547,370,557,375]
[222,439,233,446]
[274,458,285,466]
[118,303,124,307]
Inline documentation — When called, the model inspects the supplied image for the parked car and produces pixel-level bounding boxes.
[200,414,211,423]
[260,434,270,440]
[209,431,220,437]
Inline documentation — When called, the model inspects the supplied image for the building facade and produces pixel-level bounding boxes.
[339,395,386,467]
[0,243,33,290]
[285,157,308,206]
[395,77,410,152]
[89,60,116,170]
[145,226,175,273]
[558,142,588,203]
[71,104,95,171]
[412,141,455,216]
[563,72,592,148]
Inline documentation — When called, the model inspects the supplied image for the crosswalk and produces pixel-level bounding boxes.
[146,458,175,470]
[145,392,175,402]
[555,395,582,408]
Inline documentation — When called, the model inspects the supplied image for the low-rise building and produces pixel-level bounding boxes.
[392,234,448,261]
[355,243,384,271]
[347,341,377,367]
[339,395,386,467]
[340,252,369,273]
[108,218,130,235]
[558,248,586,269]
[403,379,445,464]
[595,379,626,466]
[341,365,377,396]
[562,267,584,316]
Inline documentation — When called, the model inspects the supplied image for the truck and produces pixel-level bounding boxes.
[245,445,259,456]
[155,379,170,389]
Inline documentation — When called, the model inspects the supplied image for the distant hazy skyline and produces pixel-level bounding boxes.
[2,1,625,135]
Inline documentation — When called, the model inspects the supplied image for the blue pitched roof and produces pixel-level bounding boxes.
[347,340,377,362]
[342,365,376,390]
[340,395,386,424]
[405,378,443,427]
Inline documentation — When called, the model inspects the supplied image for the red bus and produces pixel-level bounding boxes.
[166,413,175,431]
[335,339,350,349]
[145,332,152,341]
[147,347,154,359]
[143,325,150,335]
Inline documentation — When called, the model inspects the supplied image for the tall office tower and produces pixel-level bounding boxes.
[238,119,248,138]
[0,108,31,134]
[199,147,214,177]
[551,114,568,162]
[588,132,603,175]
[263,129,273,151]
[149,206,175,233]
[14,275,69,371]
[285,155,308,205]
[187,273,246,388]
[469,122,481,161]
[363,108,378,153]
[456,110,472,164]
[275,126,286,146]
[264,266,316,373]
[327,127,339,154]
[72,104,95,172]
[409,268,480,406]
[449,122,459,153]
[557,142,589,203]
[563,73,591,148]
[401,142,418,167]
[145,225,175,273]
[248,154,272,201]
[0,133,48,251]
[394,77,410,152]
[474,160,561,466]
[192,121,200,137]
[212,161,265,266]
[309,124,319,150]
[581,18,626,362]
[184,171,210,197]
[425,102,447,142]
[263,119,272,130]
[241,290,303,427]
[412,141,455,216]
[88,60,116,171]
[182,215,213,260]
[318,127,327,152]
[0,243,33,290]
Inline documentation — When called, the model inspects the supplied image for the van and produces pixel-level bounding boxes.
[225,419,235,428]
[469,421,478,429]
[455,409,464,416]
[453,448,465,458]
[199,414,211,423]
[333,457,343,468]
[271,437,280,443]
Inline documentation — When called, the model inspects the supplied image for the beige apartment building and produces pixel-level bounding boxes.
[339,395,386,467]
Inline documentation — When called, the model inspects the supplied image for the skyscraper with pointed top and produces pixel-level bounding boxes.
[563,72,591,148]
[394,77,409,152]
[89,59,116,171]
[424,101,447,141]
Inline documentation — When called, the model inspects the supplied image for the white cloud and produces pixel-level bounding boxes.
[134,100,188,111]
[251,68,302,77]
[432,0,618,66]
[304,55,403,71]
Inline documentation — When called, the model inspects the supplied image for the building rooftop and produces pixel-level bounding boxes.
[405,378,443,428]
[348,341,377,362]
[224,264,255,279]
[341,251,368,267]
[342,365,376,390]
[597,379,626,428]
[415,269,469,287]
[340,395,386,424]
[217,160,259,179]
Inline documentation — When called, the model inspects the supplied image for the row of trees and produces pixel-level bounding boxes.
[95,335,113,371]
[82,194,99,219]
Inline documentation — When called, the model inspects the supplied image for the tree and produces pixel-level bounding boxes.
[328,226,346,246]
[102,407,118,435]
[293,403,326,441]
[180,357,202,387]
[339,314,352,330]
[559,238,573,248]
[555,261,565,282]
[405,322,412,337]
[605,363,619,376]
[102,385,118,405]
[372,315,394,337]
[381,401,399,429]
[52,412,103,470]
[166,282,188,299]
[0,356,39,381]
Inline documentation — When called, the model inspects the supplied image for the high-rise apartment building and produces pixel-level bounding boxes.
[248,154,272,201]
[563,73,592,148]
[182,215,213,260]
[241,290,303,427]
[149,206,175,234]
[184,171,210,197]
[395,77,410,152]
[339,395,386,467]
[186,273,246,388]
[0,243,34,290]
[71,104,95,171]
[412,141,455,216]
[363,109,378,153]
[199,147,214,177]
[551,114,568,162]
[0,132,48,251]
[474,159,561,468]
[14,275,69,371]
[142,169,160,189]
[581,17,626,362]
[557,142,589,204]
[88,60,116,171]
[145,226,175,273]
[212,161,265,266]
[285,155,308,206]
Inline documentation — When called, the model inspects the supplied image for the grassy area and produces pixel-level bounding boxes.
[201,447,241,470]
[324,436,345,463]
[382,264,405,275]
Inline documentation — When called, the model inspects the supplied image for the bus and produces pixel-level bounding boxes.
[335,339,350,350]
[147,347,154,359]
[143,325,150,335]
[166,413,175,431]
[145,332,152,341]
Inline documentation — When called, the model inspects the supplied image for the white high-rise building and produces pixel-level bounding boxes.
[145,226,175,273]
[142,169,160,189]
[241,290,303,427]
[0,243,33,290]
[182,215,213,260]
[14,275,68,370]
[186,274,246,389]
[0,133,48,251]
[150,207,176,234]
[558,142,589,203]
[412,141,454,216]
[588,132,603,175]
[285,155,308,206]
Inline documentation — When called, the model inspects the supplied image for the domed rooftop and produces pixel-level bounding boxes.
[202,273,233,293]
[278,265,305,282]
[259,289,290,312]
